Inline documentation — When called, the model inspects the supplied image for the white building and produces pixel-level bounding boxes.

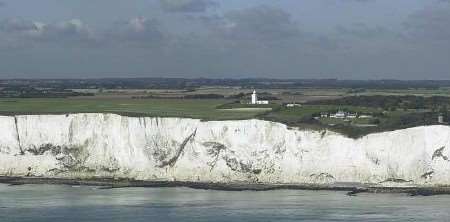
[347,113,357,119]
[286,103,301,108]
[250,90,269,105]
[331,110,346,119]
[438,114,445,124]
[257,100,269,105]
[328,110,358,119]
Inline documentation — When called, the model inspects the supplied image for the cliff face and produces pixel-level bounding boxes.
[0,113,450,186]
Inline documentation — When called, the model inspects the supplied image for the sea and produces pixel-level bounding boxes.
[1,184,449,222]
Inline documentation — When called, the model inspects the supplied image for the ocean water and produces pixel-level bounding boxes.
[1,184,449,222]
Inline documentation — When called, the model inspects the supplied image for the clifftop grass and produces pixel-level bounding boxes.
[0,98,267,121]
[0,98,446,138]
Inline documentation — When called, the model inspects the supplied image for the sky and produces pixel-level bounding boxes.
[0,0,449,80]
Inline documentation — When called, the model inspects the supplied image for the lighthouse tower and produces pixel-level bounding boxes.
[251,90,257,104]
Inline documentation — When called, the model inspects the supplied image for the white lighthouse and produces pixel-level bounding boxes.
[250,90,269,105]
[251,90,257,104]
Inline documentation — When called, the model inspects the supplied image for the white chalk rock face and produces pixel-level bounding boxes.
[0,113,450,186]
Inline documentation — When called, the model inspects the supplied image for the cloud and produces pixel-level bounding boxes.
[209,5,301,44]
[40,19,95,43]
[336,23,392,39]
[160,0,217,13]
[0,19,42,49]
[163,5,344,77]
[0,18,98,48]
[0,1,6,7]
[3,2,448,79]
[0,18,45,38]
[0,16,169,50]
[404,6,450,41]
[0,18,42,32]
[190,5,341,54]
[109,17,167,46]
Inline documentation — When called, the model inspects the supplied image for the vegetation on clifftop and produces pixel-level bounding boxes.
[0,95,448,138]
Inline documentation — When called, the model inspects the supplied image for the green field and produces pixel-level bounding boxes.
[0,98,445,138]
[0,98,268,120]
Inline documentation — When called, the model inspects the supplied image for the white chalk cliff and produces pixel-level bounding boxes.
[1,113,450,186]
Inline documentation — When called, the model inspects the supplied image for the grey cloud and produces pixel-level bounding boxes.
[0,1,6,7]
[404,6,450,41]
[307,35,340,51]
[0,18,42,34]
[193,5,341,53]
[0,19,41,49]
[336,23,393,39]
[109,17,167,46]
[212,5,301,43]
[1,17,168,49]
[0,18,98,48]
[169,5,342,77]
[3,1,449,79]
[160,0,217,13]
[0,18,45,49]
[145,6,331,77]
[39,19,96,44]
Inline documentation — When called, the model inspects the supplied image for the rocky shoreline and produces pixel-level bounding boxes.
[1,177,450,196]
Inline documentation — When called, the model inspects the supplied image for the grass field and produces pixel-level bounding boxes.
[0,97,445,138]
[0,98,268,120]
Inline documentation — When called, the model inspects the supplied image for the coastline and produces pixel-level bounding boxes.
[2,177,450,196]
[1,114,450,190]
